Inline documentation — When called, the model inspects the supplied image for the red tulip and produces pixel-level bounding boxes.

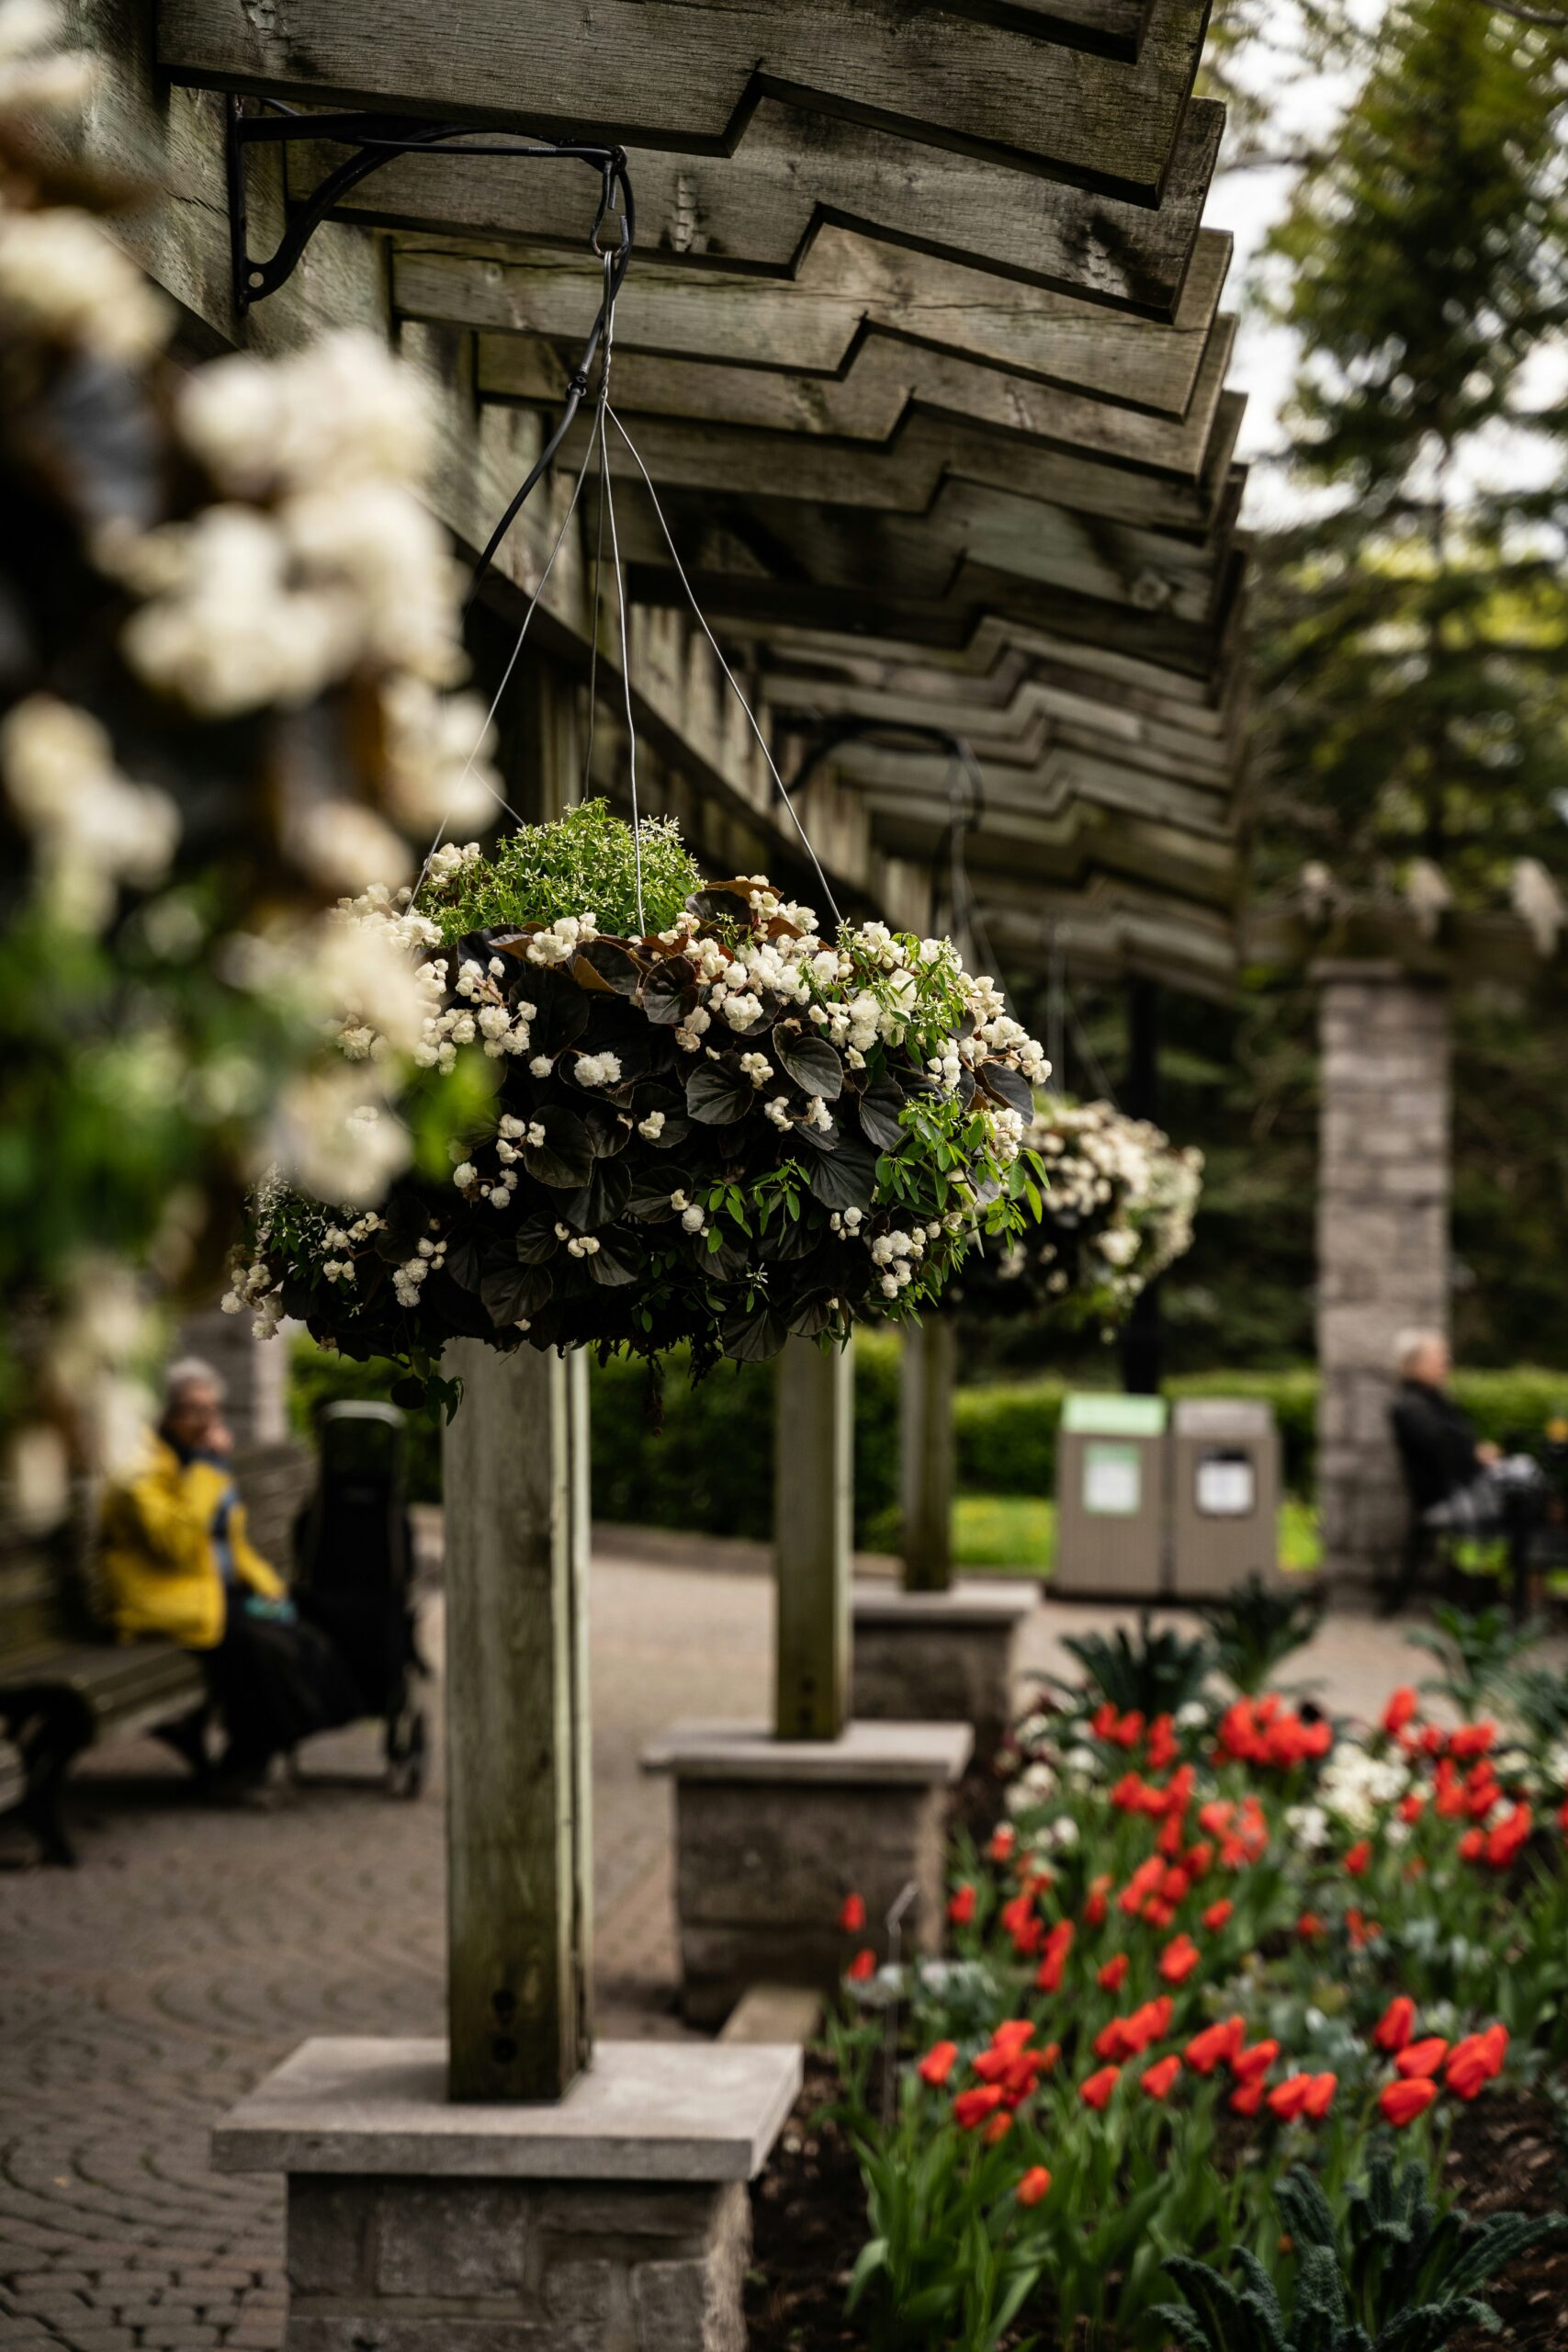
[1080,2064,1121,2110]
[982,2110,1012,2145]
[838,1893,866,1932]
[1084,1872,1112,1928]
[1296,1912,1324,1942]
[1344,1839,1372,1877]
[1379,2076,1438,2128]
[1229,2078,1266,2117]
[918,2039,958,2087]
[1446,2024,1507,2101]
[1303,2072,1337,2119]
[1035,1919,1074,1995]
[1017,2164,1052,2207]
[847,1948,876,1982]
[1267,2073,1314,2121]
[1394,2036,1449,2080]
[949,1883,976,1926]
[953,2085,1006,2130]
[1202,1898,1234,1933]
[1484,1803,1533,1870]
[1372,1996,1416,2054]
[990,2018,1036,2057]
[987,1825,1016,1864]
[1099,1953,1130,1993]
[1231,2039,1280,2085]
[1158,1933,1201,1985]
[1382,1687,1419,1736]
[1185,2014,1246,2075]
[1142,2054,1181,2100]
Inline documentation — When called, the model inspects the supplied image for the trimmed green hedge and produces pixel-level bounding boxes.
[288,1334,1568,1535]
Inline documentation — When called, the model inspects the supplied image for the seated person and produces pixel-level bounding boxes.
[1390,1329,1501,1515]
[99,1357,359,1788]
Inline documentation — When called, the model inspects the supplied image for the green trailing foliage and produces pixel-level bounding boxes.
[1156,2153,1566,2352]
[431,799,703,943]
[1200,1575,1325,1698]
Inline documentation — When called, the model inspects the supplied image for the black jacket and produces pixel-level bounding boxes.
[1390,1380,1482,1514]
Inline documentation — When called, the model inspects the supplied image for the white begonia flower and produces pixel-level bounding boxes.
[637,1111,666,1140]
[0,695,179,930]
[681,1205,705,1234]
[120,504,364,718]
[0,202,169,361]
[269,1067,410,1205]
[526,1123,547,1148]
[574,1052,622,1088]
[453,1161,476,1188]
[530,1055,553,1078]
[175,329,431,501]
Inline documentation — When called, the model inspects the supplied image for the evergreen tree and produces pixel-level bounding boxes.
[1258,0,1568,894]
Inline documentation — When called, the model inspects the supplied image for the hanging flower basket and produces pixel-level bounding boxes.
[232,805,1049,1390]
[949,1100,1201,1329]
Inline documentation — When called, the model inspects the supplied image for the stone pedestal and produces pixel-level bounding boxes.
[212,2036,801,2352]
[642,1719,973,2028]
[1314,963,1450,1589]
[851,1578,1037,1752]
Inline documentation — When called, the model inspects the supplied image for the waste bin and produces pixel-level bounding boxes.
[1054,1394,1168,1599]
[1169,1397,1280,1599]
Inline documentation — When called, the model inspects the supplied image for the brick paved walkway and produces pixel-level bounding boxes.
[0,1542,1513,2352]
[0,1553,770,2352]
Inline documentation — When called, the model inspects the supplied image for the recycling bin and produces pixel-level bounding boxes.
[1169,1396,1280,1599]
[1053,1393,1168,1598]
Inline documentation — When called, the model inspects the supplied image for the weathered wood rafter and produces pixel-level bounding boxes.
[158,0,1213,205]
[284,96,1225,320]
[392,227,1232,421]
[133,0,1257,985]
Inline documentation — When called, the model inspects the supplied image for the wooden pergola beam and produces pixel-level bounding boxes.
[394,227,1231,421]
[479,316,1239,492]
[158,0,1213,205]
[286,96,1225,320]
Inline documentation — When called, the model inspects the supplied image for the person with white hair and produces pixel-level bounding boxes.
[98,1356,355,1789]
[1390,1330,1502,1516]
[1386,1329,1507,1609]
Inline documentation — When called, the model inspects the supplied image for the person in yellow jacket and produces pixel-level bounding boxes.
[101,1359,358,1783]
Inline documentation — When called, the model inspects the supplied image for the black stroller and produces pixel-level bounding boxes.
[292,1401,429,1798]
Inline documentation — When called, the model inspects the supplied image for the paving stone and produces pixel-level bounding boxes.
[0,1561,747,2352]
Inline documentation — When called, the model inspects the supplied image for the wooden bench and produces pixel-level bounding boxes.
[0,1512,206,1865]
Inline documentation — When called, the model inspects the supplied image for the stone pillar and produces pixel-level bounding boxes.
[900,1317,955,1592]
[1314,962,1450,1589]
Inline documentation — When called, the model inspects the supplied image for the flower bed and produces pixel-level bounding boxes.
[778,1609,1568,2349]
[234,804,1050,1390]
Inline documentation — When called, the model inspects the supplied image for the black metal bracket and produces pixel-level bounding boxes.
[225,96,633,315]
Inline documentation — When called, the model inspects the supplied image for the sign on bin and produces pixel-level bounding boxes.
[1083,1442,1143,1517]
[1194,1450,1257,1518]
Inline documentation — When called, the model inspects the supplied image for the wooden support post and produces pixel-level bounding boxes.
[1120,975,1165,1397]
[443,1340,592,2103]
[901,1317,956,1593]
[773,1337,852,1741]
